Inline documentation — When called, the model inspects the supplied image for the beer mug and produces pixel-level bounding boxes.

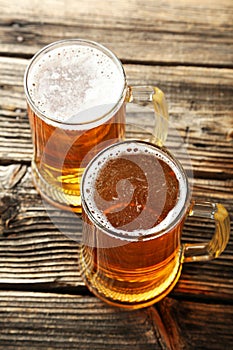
[79,139,230,309]
[24,39,168,212]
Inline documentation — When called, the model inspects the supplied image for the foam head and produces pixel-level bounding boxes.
[82,141,188,241]
[25,40,125,126]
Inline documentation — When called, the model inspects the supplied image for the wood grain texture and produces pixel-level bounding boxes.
[0,0,232,66]
[0,291,161,350]
[0,291,232,350]
[158,297,233,350]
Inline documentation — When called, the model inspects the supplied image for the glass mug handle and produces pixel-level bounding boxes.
[183,201,230,262]
[126,85,169,146]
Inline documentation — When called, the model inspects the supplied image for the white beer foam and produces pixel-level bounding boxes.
[27,43,125,127]
[82,141,188,240]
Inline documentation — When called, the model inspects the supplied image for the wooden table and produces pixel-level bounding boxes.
[0,0,232,349]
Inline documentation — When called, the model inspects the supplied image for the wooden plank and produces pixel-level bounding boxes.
[0,167,83,286]
[0,0,232,66]
[0,291,232,350]
[158,297,233,350]
[0,291,164,350]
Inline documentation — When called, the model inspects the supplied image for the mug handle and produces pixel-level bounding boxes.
[183,201,230,262]
[126,85,169,146]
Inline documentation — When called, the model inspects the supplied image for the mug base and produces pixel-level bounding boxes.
[79,247,183,310]
[31,161,82,213]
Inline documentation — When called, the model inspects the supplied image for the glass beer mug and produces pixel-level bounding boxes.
[24,39,168,212]
[80,139,230,309]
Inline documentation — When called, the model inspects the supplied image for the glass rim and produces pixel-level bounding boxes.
[24,38,127,126]
[81,139,190,242]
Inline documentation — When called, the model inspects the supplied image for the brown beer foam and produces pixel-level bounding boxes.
[82,141,187,240]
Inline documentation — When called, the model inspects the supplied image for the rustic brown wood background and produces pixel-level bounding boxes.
[0,0,232,349]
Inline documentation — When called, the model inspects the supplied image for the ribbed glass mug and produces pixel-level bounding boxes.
[24,39,168,212]
[80,139,230,309]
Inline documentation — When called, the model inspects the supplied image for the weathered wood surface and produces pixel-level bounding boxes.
[0,292,163,350]
[0,292,232,350]
[0,0,233,67]
[157,298,233,350]
[0,0,233,349]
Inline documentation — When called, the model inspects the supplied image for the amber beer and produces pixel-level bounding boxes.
[24,40,126,211]
[80,140,189,309]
